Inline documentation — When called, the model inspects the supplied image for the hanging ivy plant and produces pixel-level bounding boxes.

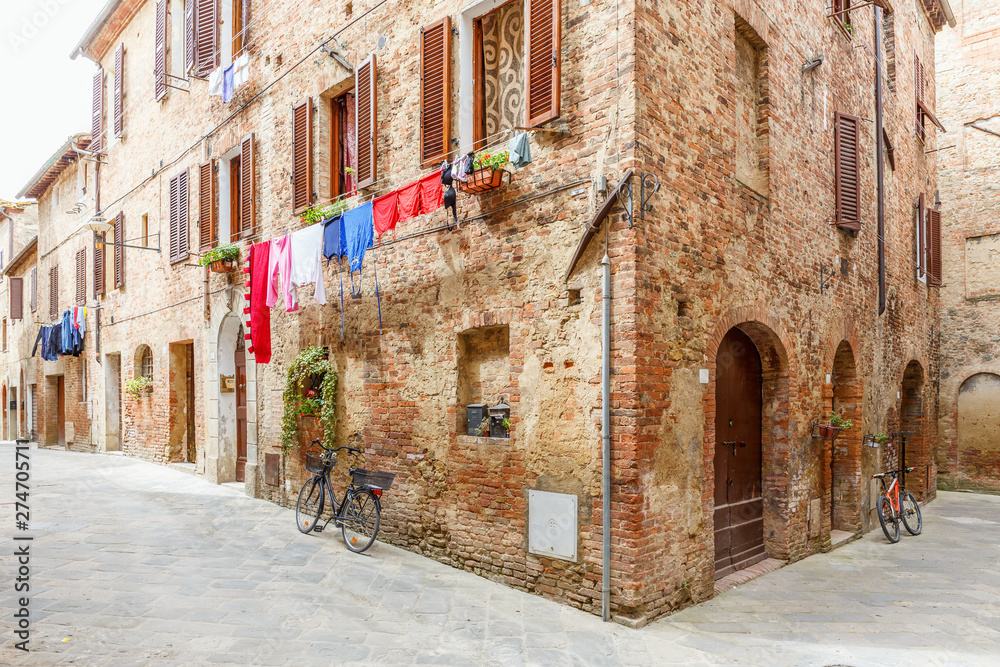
[281,346,337,452]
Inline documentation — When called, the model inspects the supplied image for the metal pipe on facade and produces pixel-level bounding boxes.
[875,7,886,316]
[601,253,611,622]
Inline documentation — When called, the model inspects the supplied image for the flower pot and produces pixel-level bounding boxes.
[816,424,842,442]
[458,168,507,194]
[209,257,238,273]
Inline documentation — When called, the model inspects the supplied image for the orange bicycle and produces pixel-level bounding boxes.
[872,467,922,543]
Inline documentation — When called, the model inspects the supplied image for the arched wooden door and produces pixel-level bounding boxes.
[714,328,766,578]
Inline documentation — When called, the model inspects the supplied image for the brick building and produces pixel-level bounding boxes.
[7,0,954,623]
[936,0,1000,494]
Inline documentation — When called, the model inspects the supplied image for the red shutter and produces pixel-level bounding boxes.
[420,18,451,167]
[76,248,87,304]
[240,133,255,236]
[199,160,215,249]
[186,0,196,73]
[155,0,167,100]
[10,277,23,321]
[292,99,313,211]
[929,208,942,286]
[114,212,125,289]
[195,0,218,78]
[94,232,105,296]
[526,0,561,127]
[355,55,377,188]
[114,44,124,137]
[834,111,861,232]
[91,68,104,152]
[49,266,58,319]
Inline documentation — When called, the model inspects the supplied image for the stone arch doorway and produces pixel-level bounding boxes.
[899,361,927,499]
[830,341,862,533]
[711,322,789,579]
[956,373,1000,491]
[216,314,247,483]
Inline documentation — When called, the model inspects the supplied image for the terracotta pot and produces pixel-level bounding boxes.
[458,168,506,194]
[816,424,842,442]
[209,257,238,273]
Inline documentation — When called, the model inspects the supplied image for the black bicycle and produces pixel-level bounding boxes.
[295,441,395,553]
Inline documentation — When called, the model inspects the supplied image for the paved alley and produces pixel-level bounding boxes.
[1,446,998,666]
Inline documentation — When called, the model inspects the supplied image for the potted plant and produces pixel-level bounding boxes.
[864,432,891,447]
[474,419,490,438]
[125,376,152,400]
[299,389,323,417]
[815,412,852,442]
[300,199,348,227]
[458,150,510,195]
[502,417,511,438]
[280,346,338,453]
[199,243,241,273]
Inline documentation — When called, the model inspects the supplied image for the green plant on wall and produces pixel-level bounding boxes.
[299,199,348,227]
[125,376,151,400]
[828,412,853,429]
[198,242,241,267]
[281,346,337,452]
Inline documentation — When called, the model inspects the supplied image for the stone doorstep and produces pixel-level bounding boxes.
[830,529,861,550]
[168,462,197,476]
[713,557,787,596]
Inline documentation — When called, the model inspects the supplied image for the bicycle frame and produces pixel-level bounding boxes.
[312,466,355,528]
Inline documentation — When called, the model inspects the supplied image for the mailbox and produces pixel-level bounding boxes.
[466,404,488,436]
[221,375,236,392]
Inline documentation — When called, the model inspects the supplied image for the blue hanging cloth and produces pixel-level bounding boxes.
[342,202,374,297]
[323,215,346,337]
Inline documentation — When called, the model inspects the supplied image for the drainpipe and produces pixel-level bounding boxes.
[601,253,611,622]
[875,7,886,316]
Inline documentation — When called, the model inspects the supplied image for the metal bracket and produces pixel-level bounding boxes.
[820,262,835,293]
[640,173,659,221]
[617,178,634,228]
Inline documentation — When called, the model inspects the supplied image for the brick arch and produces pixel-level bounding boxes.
[939,362,1000,492]
[896,360,930,500]
[705,305,795,372]
[827,340,863,534]
[822,319,861,374]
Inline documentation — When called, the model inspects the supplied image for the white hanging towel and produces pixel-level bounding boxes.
[233,53,251,87]
[289,223,327,307]
[208,66,223,96]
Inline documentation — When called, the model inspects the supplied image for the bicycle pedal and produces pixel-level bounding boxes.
[314,526,324,533]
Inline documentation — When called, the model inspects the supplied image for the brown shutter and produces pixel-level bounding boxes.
[29,268,36,313]
[155,0,167,101]
[186,0,196,74]
[10,277,23,321]
[91,68,104,152]
[199,160,215,248]
[170,171,190,263]
[195,0,218,78]
[94,232,105,296]
[834,111,861,232]
[292,99,313,211]
[526,0,561,127]
[49,266,58,319]
[420,18,451,167]
[240,133,255,236]
[76,248,86,305]
[916,193,925,278]
[355,55,377,189]
[114,44,124,137]
[929,208,942,285]
[114,212,125,289]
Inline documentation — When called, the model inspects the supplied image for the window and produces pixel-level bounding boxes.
[76,248,87,304]
[834,111,861,232]
[194,0,219,78]
[355,56,378,188]
[292,98,313,210]
[833,0,852,31]
[473,6,522,150]
[420,18,451,165]
[331,91,356,197]
[94,232,106,297]
[10,276,23,321]
[49,265,58,319]
[139,346,154,381]
[231,0,247,59]
[914,51,926,141]
[140,213,149,247]
[916,193,926,281]
[169,170,190,263]
[214,133,255,242]
[734,15,769,195]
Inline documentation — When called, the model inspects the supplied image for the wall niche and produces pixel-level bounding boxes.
[456,325,510,435]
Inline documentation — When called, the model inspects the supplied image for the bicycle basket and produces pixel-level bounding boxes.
[351,468,395,490]
[304,454,328,474]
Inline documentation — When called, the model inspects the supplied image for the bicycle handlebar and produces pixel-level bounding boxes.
[871,466,918,479]
[310,440,362,456]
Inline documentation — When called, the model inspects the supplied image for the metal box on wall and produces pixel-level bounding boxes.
[466,404,487,435]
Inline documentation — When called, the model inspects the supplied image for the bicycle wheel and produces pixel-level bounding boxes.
[877,495,900,543]
[900,491,922,536]
[296,477,324,534]
[341,488,381,553]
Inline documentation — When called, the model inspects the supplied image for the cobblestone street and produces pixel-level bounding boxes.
[2,446,998,666]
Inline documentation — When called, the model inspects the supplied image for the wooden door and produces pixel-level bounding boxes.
[57,376,66,448]
[186,343,196,463]
[235,342,247,482]
[714,328,765,579]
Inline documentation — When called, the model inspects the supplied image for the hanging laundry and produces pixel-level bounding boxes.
[48,323,62,360]
[208,66,223,96]
[373,191,400,239]
[342,202,374,274]
[460,151,476,178]
[419,168,444,215]
[441,162,458,228]
[397,179,422,222]
[452,154,471,183]
[289,223,327,308]
[509,131,532,168]
[322,215,344,262]
[61,310,74,355]
[266,233,294,312]
[233,53,250,87]
[247,241,272,364]
[222,63,236,103]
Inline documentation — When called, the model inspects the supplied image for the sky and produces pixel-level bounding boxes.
[1,0,109,200]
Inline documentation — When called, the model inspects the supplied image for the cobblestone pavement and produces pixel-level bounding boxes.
[1,446,998,666]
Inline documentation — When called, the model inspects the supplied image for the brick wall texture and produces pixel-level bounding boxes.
[8,0,956,624]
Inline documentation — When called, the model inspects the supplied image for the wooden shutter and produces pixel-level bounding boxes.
[49,266,58,319]
[91,68,104,152]
[929,208,942,285]
[76,248,87,304]
[526,0,561,127]
[420,18,451,167]
[195,0,218,78]
[355,55,377,189]
[292,99,313,211]
[114,212,125,289]
[114,44,124,137]
[185,0,196,73]
[199,160,215,248]
[94,232,105,296]
[10,277,22,321]
[168,170,190,263]
[834,111,861,232]
[155,0,167,100]
[240,133,255,235]
[29,268,36,312]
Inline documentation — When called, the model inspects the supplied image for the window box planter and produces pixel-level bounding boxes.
[209,257,238,273]
[458,168,508,195]
[813,423,842,443]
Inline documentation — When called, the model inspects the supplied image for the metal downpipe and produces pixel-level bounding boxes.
[601,254,611,621]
